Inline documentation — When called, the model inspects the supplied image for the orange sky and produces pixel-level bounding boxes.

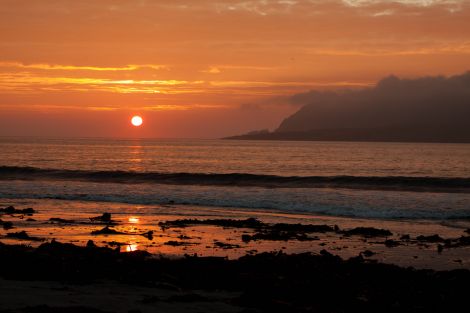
[1,0,470,138]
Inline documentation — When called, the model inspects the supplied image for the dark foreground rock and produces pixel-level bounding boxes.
[5,231,44,241]
[342,227,393,237]
[160,218,337,243]
[91,226,153,240]
[416,234,445,243]
[0,206,36,215]
[241,231,318,242]
[0,241,469,313]
[159,217,264,230]
[0,305,112,313]
[0,219,14,230]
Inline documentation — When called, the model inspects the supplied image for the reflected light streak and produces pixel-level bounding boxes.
[128,217,140,224]
[126,243,138,252]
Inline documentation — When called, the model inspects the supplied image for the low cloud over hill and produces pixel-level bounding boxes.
[227,72,470,143]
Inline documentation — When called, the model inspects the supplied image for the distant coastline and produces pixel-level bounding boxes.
[226,72,470,144]
[223,126,470,144]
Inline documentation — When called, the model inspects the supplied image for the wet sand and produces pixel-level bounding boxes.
[1,199,470,270]
[1,200,470,312]
[1,240,469,313]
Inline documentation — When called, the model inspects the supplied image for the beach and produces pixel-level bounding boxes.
[1,199,470,270]
[1,138,470,312]
[1,201,470,313]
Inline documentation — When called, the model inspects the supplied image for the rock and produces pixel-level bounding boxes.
[240,230,317,242]
[0,206,36,214]
[0,242,469,312]
[141,230,153,240]
[384,239,400,247]
[23,208,36,214]
[0,219,13,230]
[214,241,241,249]
[159,218,264,230]
[0,304,113,313]
[348,254,364,263]
[50,217,75,224]
[0,206,15,214]
[416,234,445,243]
[241,234,252,243]
[2,221,13,230]
[91,227,153,240]
[166,293,210,302]
[90,213,113,223]
[164,241,194,246]
[444,236,470,248]
[319,249,337,258]
[107,241,126,247]
[361,250,375,257]
[342,227,393,237]
[270,223,335,233]
[91,226,122,235]
[6,230,44,241]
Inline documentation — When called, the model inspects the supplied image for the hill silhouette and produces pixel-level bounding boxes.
[226,72,470,143]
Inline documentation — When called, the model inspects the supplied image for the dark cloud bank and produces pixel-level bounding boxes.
[227,72,470,143]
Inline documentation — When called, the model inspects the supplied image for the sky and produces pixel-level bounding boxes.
[1,0,469,138]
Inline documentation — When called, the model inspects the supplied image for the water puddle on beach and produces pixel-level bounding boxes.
[1,198,470,271]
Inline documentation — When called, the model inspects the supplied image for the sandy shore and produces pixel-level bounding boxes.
[1,199,470,270]
[0,277,239,313]
[1,239,469,313]
[2,201,470,312]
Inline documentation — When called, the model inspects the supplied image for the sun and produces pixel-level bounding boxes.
[131,115,143,127]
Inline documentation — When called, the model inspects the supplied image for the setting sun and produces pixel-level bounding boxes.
[1,1,470,311]
[131,115,143,127]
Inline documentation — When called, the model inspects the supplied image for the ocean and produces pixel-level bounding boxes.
[1,137,469,220]
[2,137,470,268]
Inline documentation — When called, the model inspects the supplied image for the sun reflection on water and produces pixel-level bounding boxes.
[126,243,138,252]
[128,216,140,224]
[128,144,144,171]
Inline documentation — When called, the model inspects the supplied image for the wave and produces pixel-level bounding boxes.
[2,180,470,220]
[1,166,470,192]
[0,180,470,220]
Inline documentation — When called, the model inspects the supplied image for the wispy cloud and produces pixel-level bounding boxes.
[201,64,280,74]
[341,0,461,7]
[143,104,229,111]
[0,62,167,72]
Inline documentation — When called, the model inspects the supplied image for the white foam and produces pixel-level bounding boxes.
[1,180,470,220]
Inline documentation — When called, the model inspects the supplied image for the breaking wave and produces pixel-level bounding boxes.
[1,166,470,192]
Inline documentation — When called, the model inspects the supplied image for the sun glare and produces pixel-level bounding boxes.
[128,217,140,224]
[126,244,138,252]
[131,115,143,127]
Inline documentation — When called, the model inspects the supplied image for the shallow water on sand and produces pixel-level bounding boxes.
[1,198,469,270]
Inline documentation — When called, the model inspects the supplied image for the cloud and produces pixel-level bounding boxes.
[278,71,470,132]
[0,62,167,72]
[341,0,461,8]
[203,66,222,74]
